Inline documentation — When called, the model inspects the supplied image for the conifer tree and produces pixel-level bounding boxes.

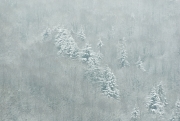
[87,52,102,68]
[117,38,130,68]
[79,43,94,63]
[146,83,168,121]
[170,99,180,121]
[97,37,103,52]
[77,26,86,41]
[146,87,164,115]
[131,106,140,121]
[136,56,146,71]
[54,27,79,58]
[85,65,119,99]
[101,66,119,99]
[157,83,168,107]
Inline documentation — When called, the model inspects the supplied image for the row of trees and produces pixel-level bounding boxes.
[42,26,119,99]
[43,25,146,73]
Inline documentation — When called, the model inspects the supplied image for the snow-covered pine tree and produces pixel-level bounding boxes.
[79,43,102,66]
[85,65,119,99]
[53,26,79,58]
[131,107,140,121]
[79,43,93,63]
[117,38,130,68]
[83,45,102,82]
[85,64,103,83]
[174,99,180,120]
[170,99,180,121]
[146,87,164,115]
[77,26,86,41]
[157,83,168,107]
[136,56,146,71]
[101,66,119,99]
[97,37,103,52]
[87,52,102,68]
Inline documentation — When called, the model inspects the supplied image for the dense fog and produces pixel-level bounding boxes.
[0,0,180,120]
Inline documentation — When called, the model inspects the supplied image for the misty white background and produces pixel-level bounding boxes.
[0,0,180,120]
